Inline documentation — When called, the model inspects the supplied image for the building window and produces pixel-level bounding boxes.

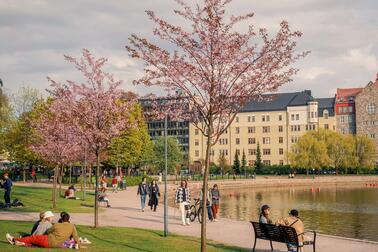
[278,125,283,132]
[195,129,199,135]
[210,149,214,156]
[263,160,271,166]
[263,149,271,155]
[262,126,270,133]
[266,115,270,122]
[252,116,255,122]
[279,148,284,155]
[279,137,284,143]
[195,139,199,146]
[279,160,284,165]
[371,134,376,139]
[219,149,228,156]
[236,138,240,145]
[296,114,299,120]
[236,149,240,155]
[324,110,329,119]
[367,103,376,114]
[235,127,240,134]
[219,138,228,145]
[248,127,255,133]
[248,116,251,122]
[324,124,329,129]
[278,114,283,121]
[340,116,345,123]
[343,107,347,113]
[195,150,199,157]
[348,106,353,112]
[248,149,256,155]
[291,114,295,121]
[236,117,239,123]
[262,137,270,144]
[262,115,266,122]
[291,136,298,143]
[338,107,342,114]
[248,138,256,144]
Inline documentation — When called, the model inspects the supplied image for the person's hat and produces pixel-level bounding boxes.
[3,173,9,177]
[43,211,55,219]
[289,209,299,217]
[261,204,270,211]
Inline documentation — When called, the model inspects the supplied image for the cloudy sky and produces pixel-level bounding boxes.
[1,0,377,98]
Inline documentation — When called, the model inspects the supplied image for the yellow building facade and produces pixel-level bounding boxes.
[189,91,336,166]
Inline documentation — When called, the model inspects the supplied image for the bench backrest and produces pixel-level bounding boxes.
[251,221,299,245]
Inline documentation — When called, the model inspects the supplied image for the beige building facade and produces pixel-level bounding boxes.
[189,91,336,166]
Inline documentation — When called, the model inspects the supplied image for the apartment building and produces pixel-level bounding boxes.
[189,90,336,166]
[355,75,378,161]
[335,87,362,134]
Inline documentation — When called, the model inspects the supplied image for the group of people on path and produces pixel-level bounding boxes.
[174,180,221,226]
[6,211,90,249]
[137,177,160,212]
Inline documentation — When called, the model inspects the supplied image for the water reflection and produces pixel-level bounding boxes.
[219,185,378,241]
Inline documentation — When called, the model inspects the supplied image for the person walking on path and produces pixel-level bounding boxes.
[31,170,37,183]
[175,180,191,226]
[210,184,220,221]
[259,204,272,224]
[6,212,79,248]
[200,187,213,222]
[148,180,160,212]
[111,176,118,193]
[137,177,149,212]
[0,173,13,207]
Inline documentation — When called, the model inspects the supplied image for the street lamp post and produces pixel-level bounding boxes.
[164,113,168,237]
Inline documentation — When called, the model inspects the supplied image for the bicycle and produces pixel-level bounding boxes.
[189,198,203,223]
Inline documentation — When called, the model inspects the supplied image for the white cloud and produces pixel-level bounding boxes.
[342,46,378,72]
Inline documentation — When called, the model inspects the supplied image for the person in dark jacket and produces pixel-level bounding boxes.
[0,173,13,207]
[148,180,160,211]
[137,177,149,212]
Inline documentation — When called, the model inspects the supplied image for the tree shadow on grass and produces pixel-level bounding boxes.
[78,229,154,252]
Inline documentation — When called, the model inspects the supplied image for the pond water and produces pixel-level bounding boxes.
[218,184,378,242]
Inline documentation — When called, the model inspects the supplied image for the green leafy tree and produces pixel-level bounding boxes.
[288,131,330,174]
[241,149,247,176]
[153,136,183,174]
[0,89,11,156]
[233,152,241,174]
[353,135,376,173]
[217,152,229,176]
[255,143,263,174]
[108,103,154,172]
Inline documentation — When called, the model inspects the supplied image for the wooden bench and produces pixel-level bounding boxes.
[250,221,316,252]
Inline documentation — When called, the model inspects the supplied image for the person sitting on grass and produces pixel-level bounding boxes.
[65,185,79,200]
[31,212,45,235]
[6,212,79,249]
[259,205,273,224]
[33,211,54,235]
[275,209,305,252]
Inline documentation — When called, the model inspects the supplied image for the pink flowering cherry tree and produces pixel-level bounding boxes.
[126,0,308,250]
[47,49,136,227]
[31,99,80,209]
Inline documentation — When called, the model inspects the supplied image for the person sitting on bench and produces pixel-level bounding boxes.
[276,209,305,252]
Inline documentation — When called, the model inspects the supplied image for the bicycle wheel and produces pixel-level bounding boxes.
[197,207,203,224]
[189,205,196,222]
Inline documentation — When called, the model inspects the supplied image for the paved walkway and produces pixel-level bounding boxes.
[1,184,378,251]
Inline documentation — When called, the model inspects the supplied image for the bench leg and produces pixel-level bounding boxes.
[270,240,273,251]
[252,237,257,252]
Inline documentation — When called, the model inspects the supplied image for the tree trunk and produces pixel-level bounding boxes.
[52,166,58,209]
[89,165,92,189]
[94,151,100,228]
[69,165,72,185]
[58,165,64,197]
[23,167,26,183]
[201,126,213,252]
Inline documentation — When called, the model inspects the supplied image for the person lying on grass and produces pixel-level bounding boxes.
[6,212,80,248]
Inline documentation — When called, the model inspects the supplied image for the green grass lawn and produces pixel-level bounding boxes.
[0,220,246,252]
[0,186,95,213]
